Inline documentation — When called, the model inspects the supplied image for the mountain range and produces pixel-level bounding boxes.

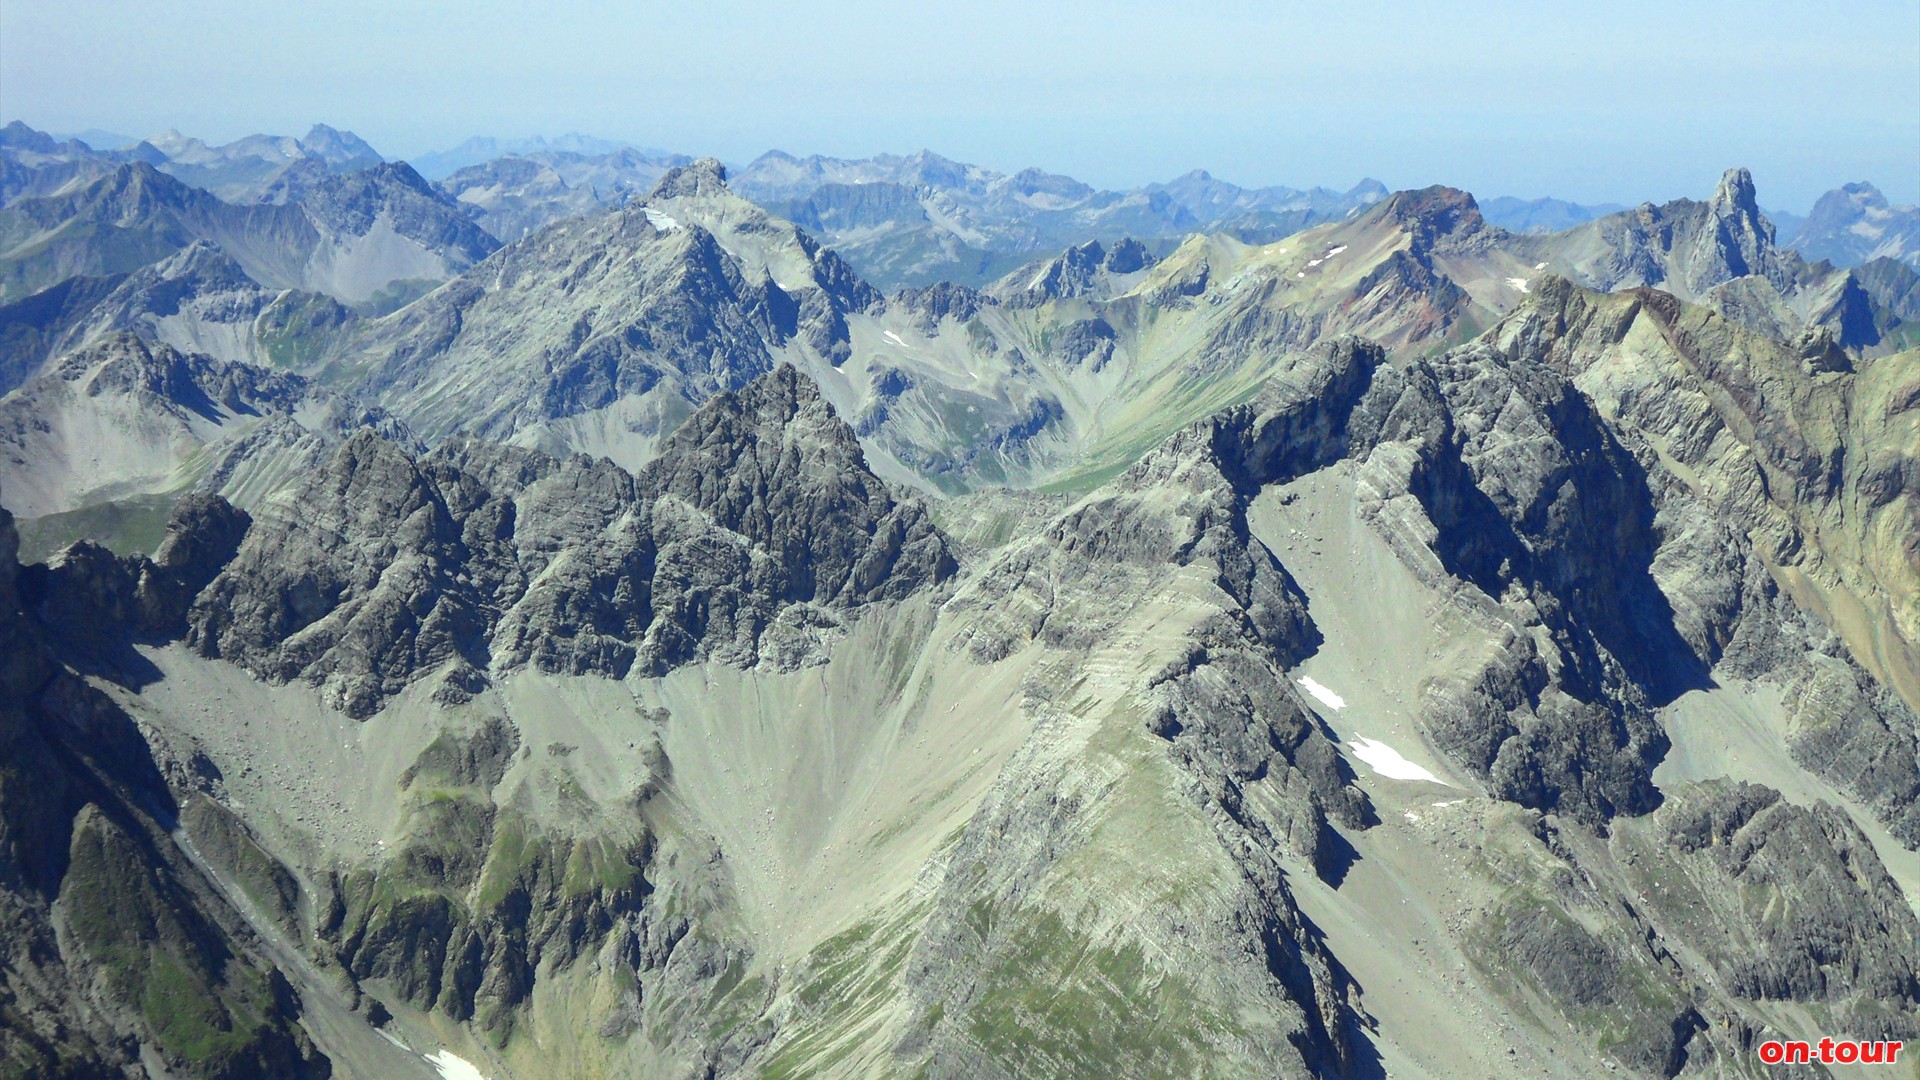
[0,119,1917,1080]
[8,120,1915,290]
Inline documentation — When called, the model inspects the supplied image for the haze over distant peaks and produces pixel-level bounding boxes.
[410,133,675,179]
[1788,181,1920,268]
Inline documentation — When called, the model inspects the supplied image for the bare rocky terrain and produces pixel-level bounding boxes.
[0,131,1916,1080]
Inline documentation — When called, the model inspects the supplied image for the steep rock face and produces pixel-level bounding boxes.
[25,493,251,653]
[1850,255,1920,337]
[0,272,131,394]
[641,364,955,611]
[1350,344,1680,821]
[12,367,955,1065]
[258,161,502,306]
[1461,781,1920,1077]
[992,239,1156,306]
[186,366,954,717]
[1490,278,1920,839]
[1636,783,1919,1015]
[315,718,668,1040]
[0,498,330,1080]
[892,280,990,333]
[1373,185,1491,254]
[1514,169,1920,354]
[1549,168,1797,300]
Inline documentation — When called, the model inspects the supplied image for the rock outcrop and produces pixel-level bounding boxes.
[187,365,954,716]
[0,497,329,1080]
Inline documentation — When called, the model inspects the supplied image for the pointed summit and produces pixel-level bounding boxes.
[298,124,382,168]
[640,364,956,606]
[1712,167,1760,218]
[1689,166,1780,284]
[1720,167,1758,213]
[648,157,730,200]
[1347,178,1389,202]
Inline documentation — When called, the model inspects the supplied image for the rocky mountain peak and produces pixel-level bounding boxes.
[0,120,63,154]
[1805,183,1894,227]
[147,239,256,288]
[96,161,188,205]
[645,364,891,511]
[1693,165,1781,285]
[366,159,438,197]
[1712,166,1761,219]
[144,128,195,155]
[1789,180,1919,270]
[1105,236,1154,274]
[298,123,382,168]
[58,332,204,401]
[1375,184,1486,247]
[167,363,952,714]
[1005,166,1095,201]
[900,148,970,188]
[321,426,449,523]
[1836,180,1886,204]
[648,156,731,200]
[1348,177,1390,201]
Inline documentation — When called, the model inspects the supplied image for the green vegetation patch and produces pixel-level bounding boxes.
[958,906,1226,1077]
[256,290,352,369]
[62,807,307,1076]
[351,278,441,318]
[759,908,925,1079]
[1466,887,1688,1071]
[16,493,182,563]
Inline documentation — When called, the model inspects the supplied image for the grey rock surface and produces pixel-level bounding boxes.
[187,365,954,716]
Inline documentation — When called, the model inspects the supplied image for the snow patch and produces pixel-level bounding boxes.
[882,330,908,347]
[1533,261,1548,270]
[643,207,680,231]
[427,1050,489,1080]
[1505,277,1531,293]
[1297,676,1345,710]
[1325,244,1347,256]
[1348,737,1448,784]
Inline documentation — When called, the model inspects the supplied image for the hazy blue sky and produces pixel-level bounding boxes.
[4,0,1916,210]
